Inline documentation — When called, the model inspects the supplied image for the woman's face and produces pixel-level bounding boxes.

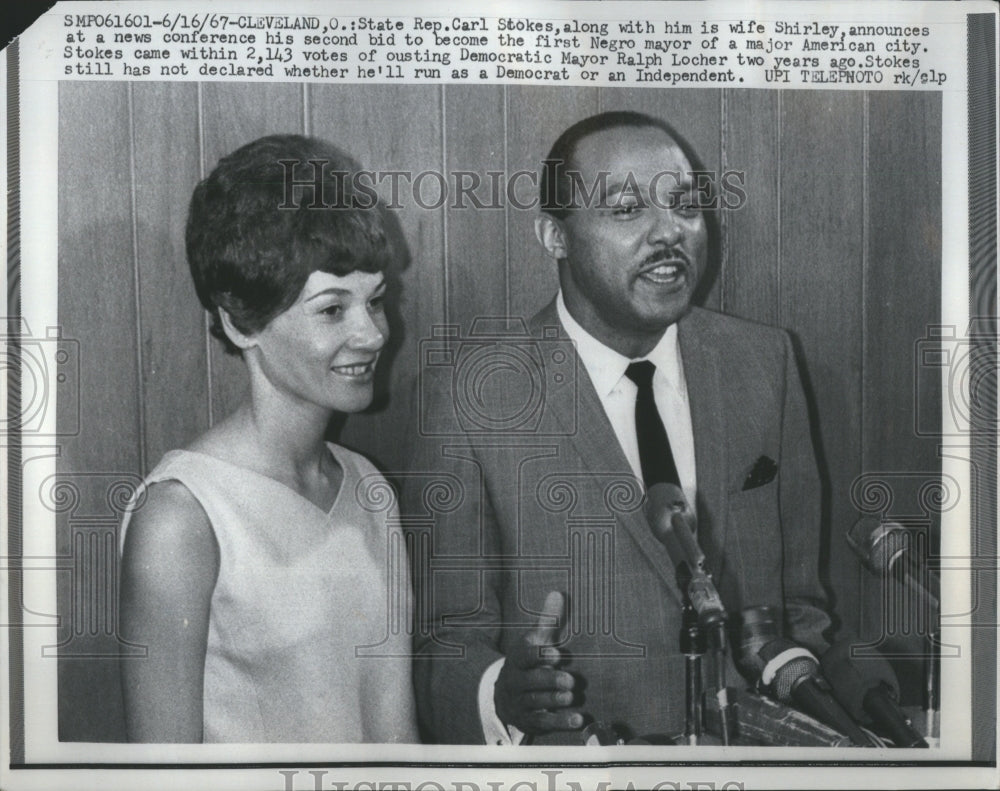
[248,269,389,414]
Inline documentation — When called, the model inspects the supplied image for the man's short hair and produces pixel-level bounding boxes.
[186,134,391,355]
[539,110,691,219]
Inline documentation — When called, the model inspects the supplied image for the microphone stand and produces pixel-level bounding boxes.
[892,526,940,745]
[708,617,732,745]
[650,485,732,744]
[680,566,731,744]
[926,627,940,744]
[680,603,704,745]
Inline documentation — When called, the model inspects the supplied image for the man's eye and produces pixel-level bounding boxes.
[369,294,386,311]
[611,201,640,217]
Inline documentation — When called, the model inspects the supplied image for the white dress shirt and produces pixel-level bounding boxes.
[479,291,698,744]
[556,291,698,507]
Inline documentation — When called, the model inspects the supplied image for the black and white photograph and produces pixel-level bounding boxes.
[2,1,996,789]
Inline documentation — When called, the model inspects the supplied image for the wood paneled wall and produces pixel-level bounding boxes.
[55,83,941,741]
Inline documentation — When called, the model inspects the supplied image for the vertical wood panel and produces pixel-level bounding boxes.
[444,85,507,332]
[600,88,723,310]
[309,84,444,474]
[132,83,207,470]
[722,90,780,324]
[506,86,599,320]
[199,83,305,424]
[58,84,141,475]
[599,88,722,171]
[58,82,138,742]
[862,93,942,684]
[864,92,942,471]
[780,91,866,639]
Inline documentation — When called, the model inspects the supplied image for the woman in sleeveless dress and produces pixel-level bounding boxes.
[119,135,418,743]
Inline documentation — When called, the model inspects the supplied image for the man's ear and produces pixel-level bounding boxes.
[218,307,257,352]
[534,213,568,260]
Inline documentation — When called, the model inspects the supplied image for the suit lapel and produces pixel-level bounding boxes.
[678,310,729,580]
[530,301,684,604]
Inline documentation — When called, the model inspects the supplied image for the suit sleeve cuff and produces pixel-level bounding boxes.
[479,658,526,745]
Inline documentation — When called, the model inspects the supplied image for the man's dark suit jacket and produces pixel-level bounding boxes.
[403,300,830,744]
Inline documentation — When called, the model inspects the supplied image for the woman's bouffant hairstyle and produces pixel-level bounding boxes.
[186,134,392,355]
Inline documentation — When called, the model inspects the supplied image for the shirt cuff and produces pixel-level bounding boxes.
[478,658,526,745]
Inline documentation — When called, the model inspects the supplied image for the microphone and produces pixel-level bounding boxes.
[646,483,731,744]
[820,640,929,748]
[732,610,864,747]
[847,517,941,744]
[756,637,876,747]
[645,483,726,628]
[847,517,939,608]
[738,605,781,681]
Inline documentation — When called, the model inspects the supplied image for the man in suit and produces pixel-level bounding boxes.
[405,111,831,745]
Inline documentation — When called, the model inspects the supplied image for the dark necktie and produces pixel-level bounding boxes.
[624,360,681,489]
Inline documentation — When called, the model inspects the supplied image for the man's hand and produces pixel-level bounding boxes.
[494,591,583,735]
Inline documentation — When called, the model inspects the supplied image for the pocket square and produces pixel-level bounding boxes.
[742,455,778,490]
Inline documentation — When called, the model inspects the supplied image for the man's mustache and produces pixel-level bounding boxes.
[642,247,690,269]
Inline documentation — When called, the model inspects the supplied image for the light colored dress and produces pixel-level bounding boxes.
[120,443,418,743]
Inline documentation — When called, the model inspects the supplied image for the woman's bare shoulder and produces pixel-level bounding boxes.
[122,479,219,591]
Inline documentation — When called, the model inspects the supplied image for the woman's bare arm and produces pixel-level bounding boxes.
[119,481,219,742]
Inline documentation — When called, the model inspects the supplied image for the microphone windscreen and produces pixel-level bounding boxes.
[848,518,941,608]
[769,656,816,703]
[645,482,688,519]
[819,640,900,723]
[867,523,910,576]
[758,638,819,703]
[847,518,907,576]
